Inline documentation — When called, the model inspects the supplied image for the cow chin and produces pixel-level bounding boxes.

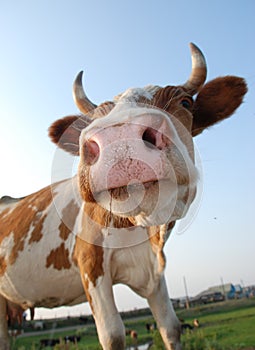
[93,179,195,227]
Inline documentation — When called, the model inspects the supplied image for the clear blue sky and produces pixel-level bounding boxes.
[0,0,255,318]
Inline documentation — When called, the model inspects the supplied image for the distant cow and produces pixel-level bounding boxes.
[34,321,44,330]
[146,322,156,333]
[8,329,23,338]
[0,43,247,350]
[130,330,138,339]
[193,319,200,328]
[64,335,81,343]
[181,323,193,333]
[39,338,60,348]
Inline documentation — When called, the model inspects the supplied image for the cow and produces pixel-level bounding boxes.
[64,335,81,344]
[0,43,247,350]
[39,338,60,348]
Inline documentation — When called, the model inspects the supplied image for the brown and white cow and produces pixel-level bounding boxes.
[0,43,247,350]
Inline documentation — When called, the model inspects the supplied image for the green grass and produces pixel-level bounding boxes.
[11,326,101,350]
[176,299,255,349]
[10,298,255,349]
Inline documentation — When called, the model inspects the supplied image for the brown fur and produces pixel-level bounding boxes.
[0,256,7,276]
[73,236,104,287]
[78,166,96,203]
[192,76,248,136]
[147,226,168,271]
[49,115,92,155]
[45,242,71,270]
[58,200,80,240]
[0,185,55,273]
[92,101,115,118]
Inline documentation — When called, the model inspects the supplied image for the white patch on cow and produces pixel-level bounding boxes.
[82,104,160,136]
[28,204,38,211]
[114,85,160,103]
[85,263,125,348]
[0,201,18,215]
[0,233,14,260]
[144,84,161,98]
[102,226,148,249]
[109,238,161,298]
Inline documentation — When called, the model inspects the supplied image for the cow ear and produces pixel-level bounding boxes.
[48,115,91,155]
[192,76,247,136]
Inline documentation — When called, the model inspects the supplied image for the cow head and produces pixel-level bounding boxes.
[49,43,247,228]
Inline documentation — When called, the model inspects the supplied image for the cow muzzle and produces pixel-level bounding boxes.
[79,105,198,225]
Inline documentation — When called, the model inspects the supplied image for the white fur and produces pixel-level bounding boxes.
[114,85,160,103]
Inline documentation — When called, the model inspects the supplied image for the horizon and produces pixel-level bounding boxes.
[33,279,255,320]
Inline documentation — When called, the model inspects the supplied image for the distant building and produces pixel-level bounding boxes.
[242,285,255,298]
[172,283,248,309]
[194,283,243,303]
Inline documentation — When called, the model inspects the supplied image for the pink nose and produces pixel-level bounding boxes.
[83,116,172,166]
[81,112,175,193]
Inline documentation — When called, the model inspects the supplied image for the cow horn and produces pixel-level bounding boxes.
[183,43,207,95]
[73,71,97,114]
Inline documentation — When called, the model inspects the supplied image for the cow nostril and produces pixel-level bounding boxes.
[142,128,157,149]
[83,139,100,165]
[142,126,170,150]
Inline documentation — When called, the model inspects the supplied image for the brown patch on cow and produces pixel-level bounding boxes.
[45,242,71,270]
[78,165,96,203]
[147,226,166,272]
[153,86,194,131]
[81,275,94,313]
[148,222,175,248]
[92,101,115,118]
[28,214,46,244]
[147,226,160,248]
[59,200,80,240]
[59,223,70,241]
[72,236,104,288]
[72,203,106,287]
[153,86,179,110]
[0,185,55,268]
[0,256,7,276]
[147,223,175,273]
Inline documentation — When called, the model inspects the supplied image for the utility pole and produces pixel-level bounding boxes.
[220,277,226,299]
[183,276,190,309]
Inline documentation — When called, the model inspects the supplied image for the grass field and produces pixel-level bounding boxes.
[176,298,255,350]
[10,298,255,349]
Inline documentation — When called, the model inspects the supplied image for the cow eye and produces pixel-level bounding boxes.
[180,98,192,109]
